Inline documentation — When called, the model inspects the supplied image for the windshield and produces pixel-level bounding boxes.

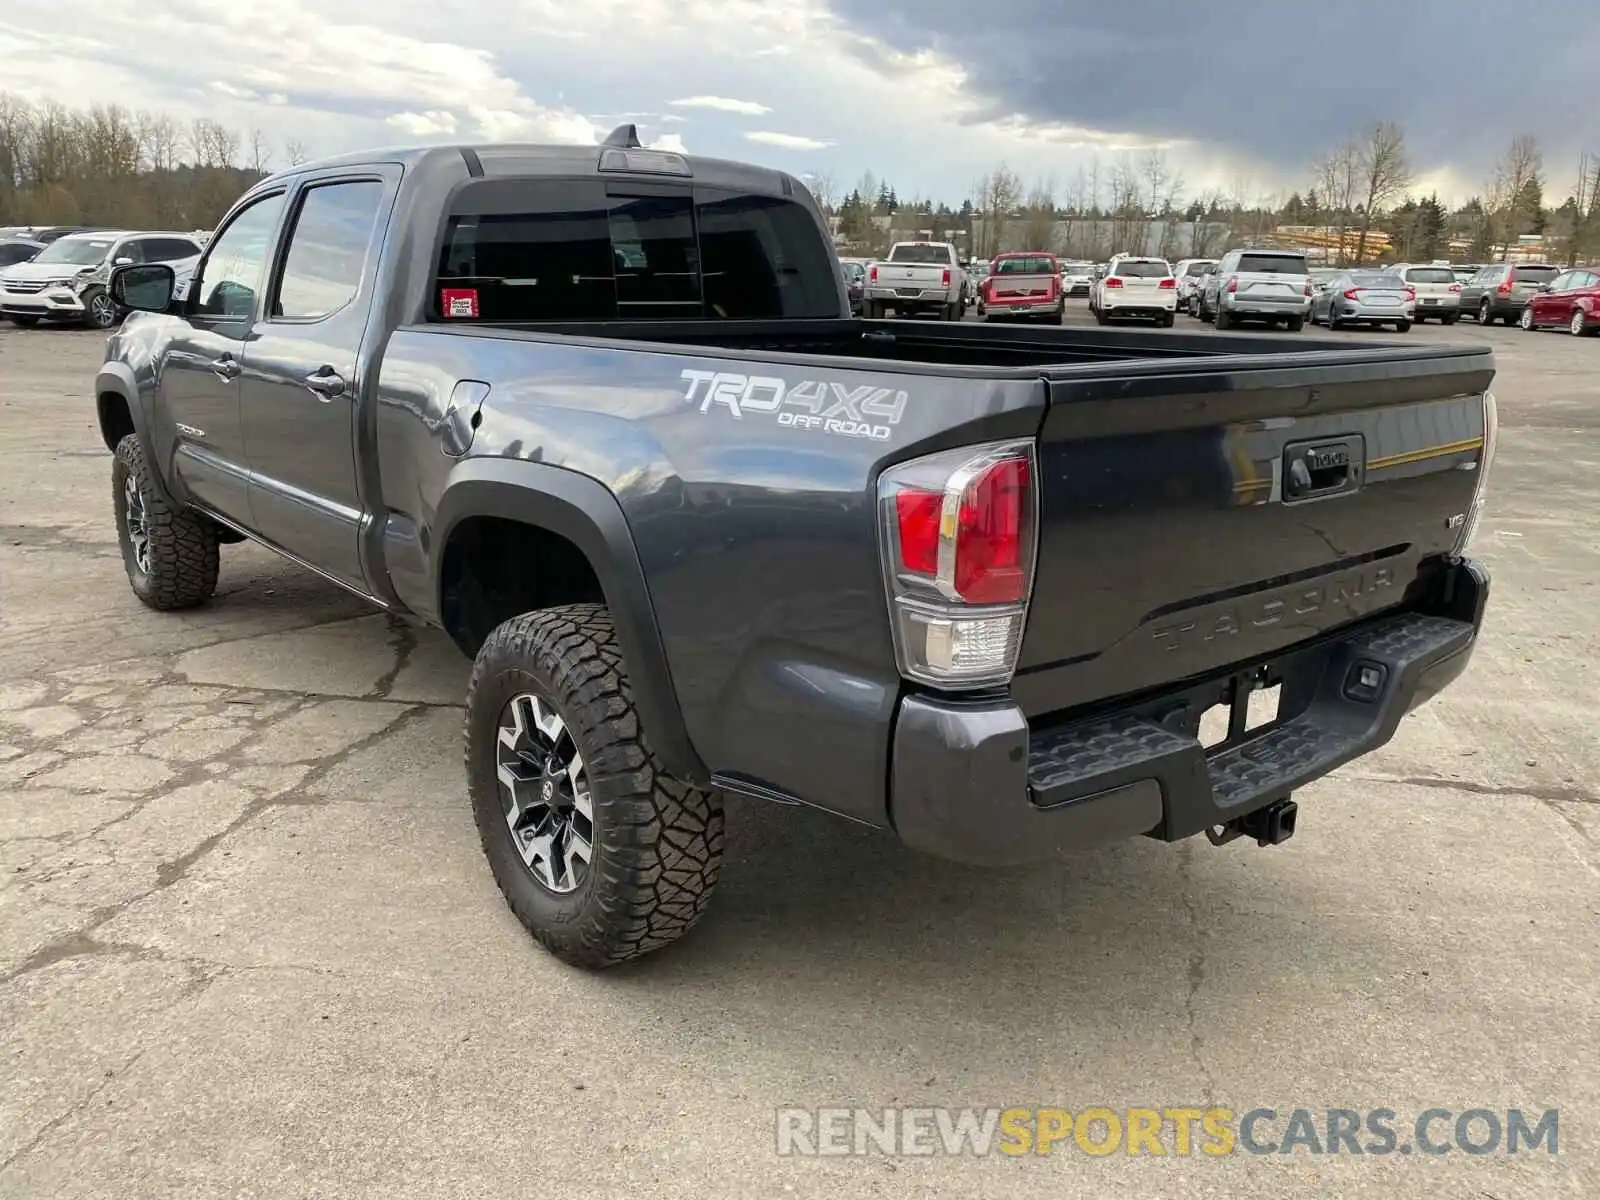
[1512,265,1559,284]
[994,256,1055,275]
[887,244,950,265]
[840,262,864,281]
[1238,253,1309,275]
[1114,261,1170,278]
[32,238,115,266]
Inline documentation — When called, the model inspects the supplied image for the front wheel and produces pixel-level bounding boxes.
[1572,309,1596,337]
[466,604,724,969]
[82,287,121,330]
[1520,306,1536,331]
[112,435,220,610]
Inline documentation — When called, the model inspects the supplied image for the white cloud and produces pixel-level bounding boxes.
[387,109,458,137]
[669,95,772,116]
[648,133,688,153]
[746,131,833,151]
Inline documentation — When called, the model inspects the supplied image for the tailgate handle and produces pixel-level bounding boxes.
[1283,437,1363,502]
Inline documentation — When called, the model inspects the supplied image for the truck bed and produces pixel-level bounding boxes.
[382,314,1492,830]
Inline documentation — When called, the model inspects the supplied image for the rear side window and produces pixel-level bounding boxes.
[1403,267,1455,283]
[994,256,1055,274]
[1114,261,1169,278]
[436,179,840,322]
[887,244,950,265]
[1237,253,1308,274]
[1512,265,1559,285]
[142,238,202,262]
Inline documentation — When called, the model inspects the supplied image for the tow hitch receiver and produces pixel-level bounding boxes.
[1206,797,1299,847]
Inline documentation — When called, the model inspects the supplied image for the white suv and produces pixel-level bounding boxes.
[1090,255,1177,326]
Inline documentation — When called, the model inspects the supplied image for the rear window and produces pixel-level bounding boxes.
[1185,261,1214,277]
[1237,253,1309,274]
[1403,267,1455,283]
[887,244,950,265]
[1512,265,1559,284]
[1113,261,1169,278]
[434,179,840,322]
[1351,273,1403,287]
[994,256,1055,275]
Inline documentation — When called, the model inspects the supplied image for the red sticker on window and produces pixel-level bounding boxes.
[440,287,479,319]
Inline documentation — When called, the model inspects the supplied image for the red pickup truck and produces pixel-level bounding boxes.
[979,252,1064,323]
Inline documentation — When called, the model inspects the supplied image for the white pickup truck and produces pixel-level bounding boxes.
[863,241,965,320]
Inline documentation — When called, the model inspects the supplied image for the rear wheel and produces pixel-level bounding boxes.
[466,604,724,969]
[1442,312,1460,325]
[1395,320,1411,333]
[1214,308,1232,330]
[1094,306,1109,325]
[1477,299,1492,325]
[1286,315,1305,332]
[1572,309,1595,337]
[1520,306,1536,331]
[1159,312,1175,328]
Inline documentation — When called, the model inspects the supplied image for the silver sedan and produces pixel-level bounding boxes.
[1309,270,1416,332]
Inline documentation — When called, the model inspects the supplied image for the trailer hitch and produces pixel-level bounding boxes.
[1205,797,1299,847]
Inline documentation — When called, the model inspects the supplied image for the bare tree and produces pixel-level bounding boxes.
[1312,138,1362,262]
[1108,154,1142,253]
[1487,134,1543,255]
[247,127,272,175]
[1021,175,1058,250]
[804,170,840,215]
[284,137,309,167]
[1352,121,1410,264]
[973,164,1023,257]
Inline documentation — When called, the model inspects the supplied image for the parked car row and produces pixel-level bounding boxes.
[0,228,205,329]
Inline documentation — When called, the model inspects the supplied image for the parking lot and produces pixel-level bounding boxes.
[1,308,1596,1198]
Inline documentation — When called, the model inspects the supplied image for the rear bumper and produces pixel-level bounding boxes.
[1224,295,1311,317]
[889,557,1490,866]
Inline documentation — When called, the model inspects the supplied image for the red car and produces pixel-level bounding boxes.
[978,252,1064,322]
[1518,266,1600,337]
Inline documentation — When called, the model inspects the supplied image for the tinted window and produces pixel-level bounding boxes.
[1404,267,1455,283]
[994,256,1055,274]
[609,194,700,316]
[1351,273,1403,287]
[1237,253,1308,274]
[1512,265,1559,284]
[0,242,40,266]
[438,184,616,322]
[886,244,950,264]
[1185,262,1214,277]
[193,193,286,320]
[273,181,385,321]
[1114,261,1169,278]
[696,189,839,319]
[142,238,202,262]
[435,180,840,322]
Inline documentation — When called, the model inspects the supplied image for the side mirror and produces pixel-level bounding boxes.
[110,263,176,313]
[114,256,135,266]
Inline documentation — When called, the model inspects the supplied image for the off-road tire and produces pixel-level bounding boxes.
[466,604,724,969]
[112,434,219,610]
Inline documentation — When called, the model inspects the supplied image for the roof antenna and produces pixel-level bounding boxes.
[602,123,642,149]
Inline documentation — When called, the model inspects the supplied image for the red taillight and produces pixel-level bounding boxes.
[894,492,941,575]
[941,267,951,286]
[1448,283,1462,293]
[1158,278,1176,289]
[1497,280,1512,295]
[879,441,1037,687]
[870,265,878,282]
[1303,281,1314,297]
[1404,287,1416,302]
[1343,288,1362,300]
[1104,277,1123,288]
[1225,277,1238,293]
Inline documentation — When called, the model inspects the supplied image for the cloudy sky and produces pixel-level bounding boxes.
[3,0,1596,209]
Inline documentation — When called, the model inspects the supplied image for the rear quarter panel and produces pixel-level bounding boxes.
[374,327,1045,824]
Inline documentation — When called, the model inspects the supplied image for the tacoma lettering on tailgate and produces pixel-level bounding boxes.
[1149,565,1396,653]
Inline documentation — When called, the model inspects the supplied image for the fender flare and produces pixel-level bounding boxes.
[432,458,707,784]
[94,360,178,506]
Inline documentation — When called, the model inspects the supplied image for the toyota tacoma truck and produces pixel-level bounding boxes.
[96,127,1497,970]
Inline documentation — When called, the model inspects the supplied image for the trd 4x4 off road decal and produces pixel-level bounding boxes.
[679,369,909,442]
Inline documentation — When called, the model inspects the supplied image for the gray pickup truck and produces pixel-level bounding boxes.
[97,127,1497,969]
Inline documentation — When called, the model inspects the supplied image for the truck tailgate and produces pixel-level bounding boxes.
[1013,348,1494,716]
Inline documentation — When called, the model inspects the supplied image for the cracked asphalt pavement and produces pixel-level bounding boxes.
[2,317,1596,1198]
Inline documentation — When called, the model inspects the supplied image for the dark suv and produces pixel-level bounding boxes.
[1459,262,1561,326]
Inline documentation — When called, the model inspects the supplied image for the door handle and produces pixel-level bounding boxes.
[303,366,346,400]
[210,354,241,381]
